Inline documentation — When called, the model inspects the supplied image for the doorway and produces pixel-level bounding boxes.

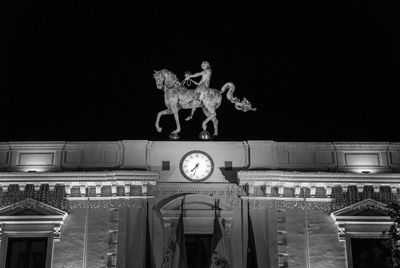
[185,234,212,268]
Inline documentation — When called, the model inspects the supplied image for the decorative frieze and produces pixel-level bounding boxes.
[0,171,157,213]
[244,197,333,211]
[68,197,148,209]
[156,183,241,206]
[0,171,157,200]
[0,184,67,211]
[239,170,400,206]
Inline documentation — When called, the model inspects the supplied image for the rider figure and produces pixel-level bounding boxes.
[185,61,212,92]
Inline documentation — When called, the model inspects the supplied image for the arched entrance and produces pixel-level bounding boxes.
[158,194,233,267]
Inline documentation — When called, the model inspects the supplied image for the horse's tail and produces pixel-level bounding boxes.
[220,82,257,112]
[220,82,235,100]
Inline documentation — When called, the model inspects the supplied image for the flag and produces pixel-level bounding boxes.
[144,200,155,268]
[247,202,258,268]
[210,199,229,268]
[161,197,188,268]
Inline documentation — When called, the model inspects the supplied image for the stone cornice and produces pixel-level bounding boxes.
[333,142,390,151]
[0,170,158,180]
[389,143,400,150]
[238,170,400,185]
[8,141,66,150]
[0,171,158,197]
[238,170,400,198]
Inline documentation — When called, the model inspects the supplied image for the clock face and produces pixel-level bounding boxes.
[179,150,214,182]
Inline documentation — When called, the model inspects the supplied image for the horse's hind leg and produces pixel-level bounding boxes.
[211,116,218,136]
[185,108,197,121]
[155,108,172,133]
[201,107,217,135]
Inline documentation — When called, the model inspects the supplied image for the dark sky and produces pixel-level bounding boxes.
[1,3,399,142]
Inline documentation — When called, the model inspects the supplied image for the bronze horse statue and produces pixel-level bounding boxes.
[153,69,256,138]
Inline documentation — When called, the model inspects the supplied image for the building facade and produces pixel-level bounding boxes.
[0,140,399,267]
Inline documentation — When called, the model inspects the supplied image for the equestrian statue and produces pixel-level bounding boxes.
[153,61,256,140]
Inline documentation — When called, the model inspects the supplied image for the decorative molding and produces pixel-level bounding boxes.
[0,198,68,240]
[239,171,400,204]
[239,170,400,180]
[338,227,346,241]
[68,198,148,209]
[243,197,333,211]
[0,197,67,214]
[8,141,66,149]
[331,198,390,217]
[0,171,158,200]
[156,184,240,195]
[223,220,232,237]
[155,183,241,206]
[330,199,393,241]
[0,170,158,181]
[54,226,61,240]
[333,142,390,151]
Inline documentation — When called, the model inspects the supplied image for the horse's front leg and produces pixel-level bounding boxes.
[155,108,172,133]
[171,107,181,135]
[185,108,197,121]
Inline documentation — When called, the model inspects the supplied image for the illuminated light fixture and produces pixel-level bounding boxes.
[349,168,376,174]
[353,168,375,174]
[22,167,49,172]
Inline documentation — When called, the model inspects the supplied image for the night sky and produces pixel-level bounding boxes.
[1,3,399,142]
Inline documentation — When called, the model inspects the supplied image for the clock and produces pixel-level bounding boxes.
[179,150,214,182]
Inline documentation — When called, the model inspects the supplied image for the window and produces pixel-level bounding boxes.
[331,199,394,268]
[224,161,232,171]
[6,237,48,268]
[350,238,392,268]
[0,198,67,268]
[162,161,170,171]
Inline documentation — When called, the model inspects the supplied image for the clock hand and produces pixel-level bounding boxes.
[190,163,199,172]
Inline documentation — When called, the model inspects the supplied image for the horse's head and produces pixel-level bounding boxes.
[153,69,180,90]
[153,70,165,90]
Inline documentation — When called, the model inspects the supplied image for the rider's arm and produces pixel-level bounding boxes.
[186,70,205,79]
